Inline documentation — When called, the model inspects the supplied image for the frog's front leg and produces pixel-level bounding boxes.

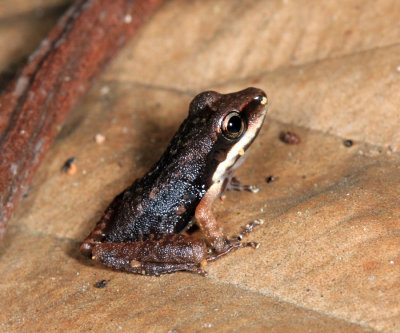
[226,176,259,193]
[195,182,227,252]
[91,234,208,276]
[195,181,257,254]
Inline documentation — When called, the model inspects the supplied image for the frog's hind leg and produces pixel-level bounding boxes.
[91,234,209,276]
[80,191,125,257]
[140,262,207,276]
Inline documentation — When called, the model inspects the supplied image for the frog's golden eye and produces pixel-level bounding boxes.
[222,112,245,140]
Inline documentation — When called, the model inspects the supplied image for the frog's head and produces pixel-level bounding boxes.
[188,87,268,184]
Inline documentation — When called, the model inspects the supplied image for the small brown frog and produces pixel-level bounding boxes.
[80,87,268,275]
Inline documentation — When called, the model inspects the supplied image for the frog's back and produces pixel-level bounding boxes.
[103,118,215,243]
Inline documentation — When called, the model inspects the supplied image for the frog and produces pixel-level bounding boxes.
[80,87,268,276]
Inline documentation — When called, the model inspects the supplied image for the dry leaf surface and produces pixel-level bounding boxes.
[1,0,399,331]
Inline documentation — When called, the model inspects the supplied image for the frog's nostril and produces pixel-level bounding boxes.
[254,95,267,105]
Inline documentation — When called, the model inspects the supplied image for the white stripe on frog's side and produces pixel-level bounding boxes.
[211,105,267,185]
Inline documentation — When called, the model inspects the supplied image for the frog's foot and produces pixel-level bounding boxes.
[206,241,258,262]
[233,218,264,241]
[138,262,207,276]
[227,177,259,193]
[206,218,264,261]
[91,234,209,276]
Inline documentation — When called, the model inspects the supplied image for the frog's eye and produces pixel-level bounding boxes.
[222,112,245,140]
